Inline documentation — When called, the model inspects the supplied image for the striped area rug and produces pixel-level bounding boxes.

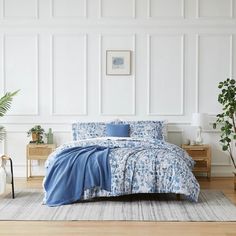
[0,190,236,221]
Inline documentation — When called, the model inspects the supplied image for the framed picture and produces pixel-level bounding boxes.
[106,50,131,75]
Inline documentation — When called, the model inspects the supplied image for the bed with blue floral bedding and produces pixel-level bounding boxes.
[43,121,200,206]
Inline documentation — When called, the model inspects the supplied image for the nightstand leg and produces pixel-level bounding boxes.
[207,172,211,181]
[26,158,28,181]
[29,159,32,179]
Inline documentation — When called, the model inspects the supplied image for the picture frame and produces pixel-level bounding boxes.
[106,50,131,75]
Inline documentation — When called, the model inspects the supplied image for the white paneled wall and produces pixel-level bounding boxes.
[148,0,184,18]
[51,0,87,18]
[100,0,135,18]
[197,0,233,18]
[3,0,39,18]
[0,0,235,177]
[4,35,39,115]
[148,34,184,115]
[197,34,232,114]
[100,34,135,115]
[51,34,87,115]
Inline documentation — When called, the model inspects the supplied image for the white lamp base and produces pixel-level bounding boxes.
[195,126,203,145]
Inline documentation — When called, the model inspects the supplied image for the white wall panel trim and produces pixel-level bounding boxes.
[147,34,185,116]
[1,35,5,95]
[196,0,234,19]
[3,34,39,116]
[147,0,185,19]
[195,34,199,113]
[212,163,231,166]
[0,136,6,154]
[0,0,3,20]
[99,0,136,19]
[196,34,233,115]
[2,0,39,19]
[229,34,233,76]
[50,0,87,18]
[50,34,88,116]
[99,34,136,116]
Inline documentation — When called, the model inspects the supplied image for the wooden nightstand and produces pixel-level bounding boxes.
[181,144,211,179]
[26,144,56,180]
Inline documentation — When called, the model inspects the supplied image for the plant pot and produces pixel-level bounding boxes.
[32,132,39,142]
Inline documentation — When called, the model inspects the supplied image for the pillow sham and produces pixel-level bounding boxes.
[72,120,167,141]
[111,120,167,141]
[72,122,106,141]
[106,124,130,137]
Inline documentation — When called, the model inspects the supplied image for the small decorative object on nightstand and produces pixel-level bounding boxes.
[27,125,45,144]
[191,113,208,145]
[45,128,53,144]
[182,144,211,180]
[26,144,56,180]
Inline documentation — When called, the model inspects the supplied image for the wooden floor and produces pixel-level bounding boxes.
[0,177,236,236]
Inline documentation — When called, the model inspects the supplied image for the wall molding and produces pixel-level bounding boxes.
[99,34,136,116]
[0,136,6,154]
[3,34,39,116]
[50,0,87,18]
[147,0,185,19]
[2,0,39,19]
[196,0,234,19]
[212,162,232,166]
[195,34,233,115]
[50,33,88,116]
[99,0,136,19]
[147,34,184,116]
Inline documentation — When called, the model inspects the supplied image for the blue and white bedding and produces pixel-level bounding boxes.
[43,137,200,206]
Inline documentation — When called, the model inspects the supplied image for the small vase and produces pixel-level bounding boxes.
[46,128,53,144]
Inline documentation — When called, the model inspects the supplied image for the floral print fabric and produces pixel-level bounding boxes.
[72,120,167,141]
[45,137,200,202]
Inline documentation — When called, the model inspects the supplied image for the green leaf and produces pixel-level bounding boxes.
[0,90,19,117]
[222,145,228,151]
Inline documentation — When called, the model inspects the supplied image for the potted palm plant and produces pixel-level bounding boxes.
[213,78,236,190]
[0,91,19,142]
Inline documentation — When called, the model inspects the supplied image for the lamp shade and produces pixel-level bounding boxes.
[191,113,208,128]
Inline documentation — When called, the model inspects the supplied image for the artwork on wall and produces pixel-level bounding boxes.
[106,50,131,75]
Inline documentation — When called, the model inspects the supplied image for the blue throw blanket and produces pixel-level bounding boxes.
[43,146,111,206]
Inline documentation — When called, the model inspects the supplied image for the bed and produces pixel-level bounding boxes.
[43,120,200,206]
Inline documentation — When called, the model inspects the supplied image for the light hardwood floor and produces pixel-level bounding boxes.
[0,177,236,236]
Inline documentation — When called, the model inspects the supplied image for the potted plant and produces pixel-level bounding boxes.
[213,78,236,190]
[0,91,19,142]
[27,125,45,144]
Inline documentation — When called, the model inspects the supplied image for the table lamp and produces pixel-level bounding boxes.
[191,113,207,145]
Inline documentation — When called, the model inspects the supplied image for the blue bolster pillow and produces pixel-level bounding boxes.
[106,124,130,137]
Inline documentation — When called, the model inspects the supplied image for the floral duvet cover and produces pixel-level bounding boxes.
[44,137,200,202]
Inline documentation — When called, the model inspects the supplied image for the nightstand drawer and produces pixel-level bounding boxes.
[194,159,208,169]
[26,144,56,180]
[28,147,53,157]
[181,144,211,179]
[186,149,207,158]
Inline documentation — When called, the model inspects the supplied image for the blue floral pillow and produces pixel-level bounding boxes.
[72,122,106,140]
[113,120,166,140]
